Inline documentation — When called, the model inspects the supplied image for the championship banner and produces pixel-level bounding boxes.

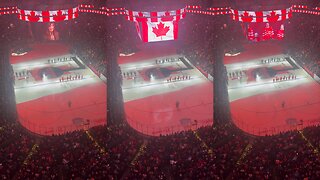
[17,7,79,22]
[231,8,292,22]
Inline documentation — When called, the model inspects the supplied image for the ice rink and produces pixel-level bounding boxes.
[119,43,213,136]
[225,43,320,136]
[11,43,107,135]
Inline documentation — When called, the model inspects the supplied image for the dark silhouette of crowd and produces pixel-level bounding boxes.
[69,14,112,78]
[178,13,244,79]
[286,14,320,77]
[1,116,320,179]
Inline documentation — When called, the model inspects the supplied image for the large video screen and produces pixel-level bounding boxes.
[246,21,284,42]
[45,23,60,41]
[22,21,71,41]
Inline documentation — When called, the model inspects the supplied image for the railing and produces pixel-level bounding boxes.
[126,116,213,136]
[18,117,106,136]
[232,116,320,136]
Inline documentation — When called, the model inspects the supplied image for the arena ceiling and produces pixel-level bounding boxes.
[0,0,318,10]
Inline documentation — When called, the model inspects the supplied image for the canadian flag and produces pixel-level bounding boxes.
[141,21,178,42]
[125,8,186,22]
[231,8,292,23]
[17,7,79,22]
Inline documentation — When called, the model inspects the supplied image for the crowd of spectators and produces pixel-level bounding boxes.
[69,14,112,78]
[178,14,244,78]
[0,123,35,179]
[285,14,320,77]
[13,124,142,179]
[2,117,320,179]
[231,129,320,179]
[67,13,129,123]
[126,124,248,179]
[178,14,221,77]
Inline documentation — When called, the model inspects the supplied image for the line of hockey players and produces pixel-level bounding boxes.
[273,74,297,82]
[261,57,285,64]
[123,71,137,78]
[228,70,245,78]
[156,57,180,64]
[15,70,32,78]
[167,75,191,82]
[59,74,83,82]
[48,57,73,64]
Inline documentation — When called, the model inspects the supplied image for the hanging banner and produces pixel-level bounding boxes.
[231,8,292,23]
[17,7,79,22]
[125,8,186,22]
[138,20,178,42]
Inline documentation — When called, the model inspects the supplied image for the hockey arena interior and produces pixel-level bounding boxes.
[0,0,320,179]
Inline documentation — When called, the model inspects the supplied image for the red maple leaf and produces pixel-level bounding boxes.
[28,11,40,22]
[152,22,170,37]
[267,11,279,22]
[161,11,174,22]
[53,10,66,22]
[241,11,253,22]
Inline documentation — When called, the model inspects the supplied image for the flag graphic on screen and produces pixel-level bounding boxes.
[141,21,178,42]
[231,8,292,23]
